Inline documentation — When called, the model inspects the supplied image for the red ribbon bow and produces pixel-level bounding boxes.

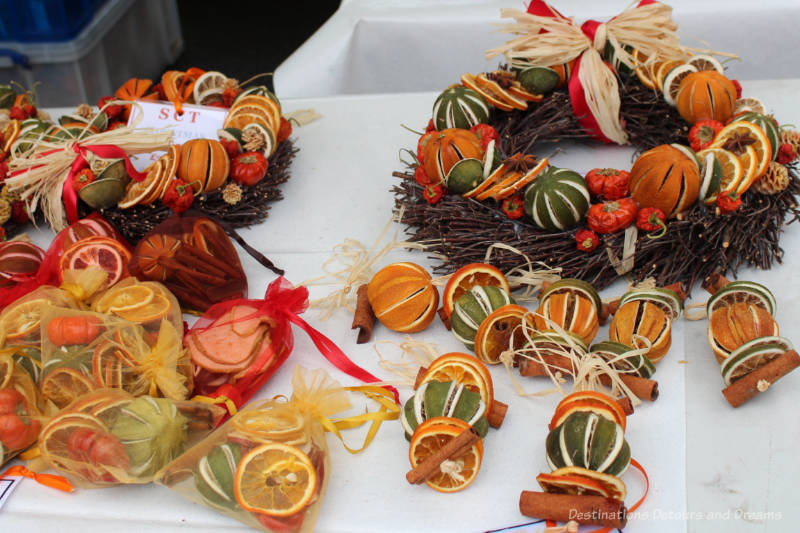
[526,0,658,143]
[62,143,147,223]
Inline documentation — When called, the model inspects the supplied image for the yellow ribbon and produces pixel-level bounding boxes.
[59,267,108,304]
[133,320,189,400]
[319,385,400,454]
[192,394,239,417]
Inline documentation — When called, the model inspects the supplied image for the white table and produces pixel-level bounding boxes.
[4,79,800,533]
[274,0,800,98]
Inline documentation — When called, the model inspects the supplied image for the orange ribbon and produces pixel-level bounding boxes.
[1,465,74,493]
[545,458,649,533]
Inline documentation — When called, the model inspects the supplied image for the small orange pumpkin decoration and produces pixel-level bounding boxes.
[422,128,483,184]
[114,78,160,120]
[609,300,672,363]
[176,139,230,193]
[628,144,700,218]
[367,262,439,333]
[707,302,778,364]
[675,71,736,125]
[534,292,599,345]
[47,315,103,346]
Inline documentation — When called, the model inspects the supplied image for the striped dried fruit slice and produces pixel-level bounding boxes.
[450,285,514,351]
[618,287,682,319]
[463,163,504,199]
[733,97,766,115]
[687,54,724,74]
[609,300,672,363]
[192,71,228,105]
[707,280,775,316]
[537,466,626,500]
[461,73,519,112]
[707,302,779,364]
[651,60,683,93]
[401,381,489,439]
[409,417,483,493]
[195,442,242,509]
[546,411,630,476]
[696,147,743,204]
[442,263,509,318]
[367,262,438,333]
[549,390,628,431]
[474,304,533,364]
[234,442,317,516]
[721,336,793,385]
[535,291,599,345]
[663,64,697,106]
[0,355,13,389]
[422,352,494,413]
[589,341,656,380]
[94,284,155,314]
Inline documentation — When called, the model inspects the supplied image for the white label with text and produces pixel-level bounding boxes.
[127,101,228,171]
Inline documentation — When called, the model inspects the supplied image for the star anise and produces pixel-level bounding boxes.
[722,132,755,155]
[487,70,514,89]
[502,153,537,174]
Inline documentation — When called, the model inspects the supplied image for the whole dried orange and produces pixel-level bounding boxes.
[367,262,438,333]
[474,304,533,364]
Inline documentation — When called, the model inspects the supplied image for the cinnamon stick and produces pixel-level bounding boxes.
[518,355,574,376]
[438,307,451,330]
[599,374,659,401]
[406,427,481,484]
[615,396,635,416]
[351,285,375,344]
[519,491,627,528]
[722,350,800,407]
[703,273,731,295]
[414,366,428,390]
[487,401,508,429]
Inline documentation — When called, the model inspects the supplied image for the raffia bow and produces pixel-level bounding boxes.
[5,101,172,231]
[486,0,692,145]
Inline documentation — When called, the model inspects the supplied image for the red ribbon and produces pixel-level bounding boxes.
[62,144,147,224]
[525,0,657,144]
[264,277,400,404]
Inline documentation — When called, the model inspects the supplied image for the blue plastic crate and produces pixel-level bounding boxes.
[0,0,101,42]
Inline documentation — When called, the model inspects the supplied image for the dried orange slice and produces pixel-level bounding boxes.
[709,121,772,188]
[409,417,483,493]
[91,341,135,389]
[2,119,21,153]
[117,159,164,208]
[653,60,683,93]
[442,263,510,318]
[225,107,276,133]
[486,157,548,200]
[474,304,533,365]
[696,147,744,203]
[462,163,504,199]
[537,466,626,500]
[232,404,308,445]
[41,367,95,409]
[144,145,180,204]
[113,292,171,324]
[632,50,655,89]
[0,298,50,342]
[461,73,517,112]
[58,236,131,291]
[234,442,317,517]
[39,412,107,472]
[94,284,155,314]
[231,95,281,129]
[549,391,627,431]
[422,352,493,411]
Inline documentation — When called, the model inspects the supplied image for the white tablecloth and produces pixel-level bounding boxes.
[274,0,800,98]
[4,79,800,532]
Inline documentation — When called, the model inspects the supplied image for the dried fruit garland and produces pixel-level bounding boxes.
[392,1,800,291]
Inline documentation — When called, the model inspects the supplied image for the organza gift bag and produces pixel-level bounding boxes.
[37,389,224,487]
[186,276,398,412]
[0,350,42,466]
[158,366,398,533]
[39,305,192,409]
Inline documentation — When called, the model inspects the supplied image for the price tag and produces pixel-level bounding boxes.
[127,101,228,171]
[0,475,22,511]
